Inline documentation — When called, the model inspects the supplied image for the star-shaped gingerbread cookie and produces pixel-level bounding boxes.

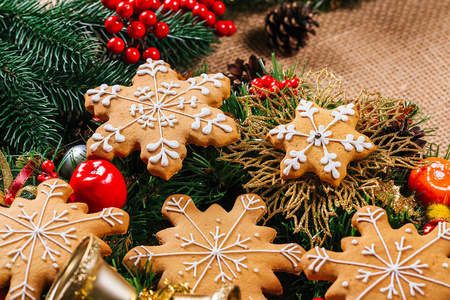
[0,179,129,300]
[85,59,238,180]
[267,100,376,186]
[124,194,304,300]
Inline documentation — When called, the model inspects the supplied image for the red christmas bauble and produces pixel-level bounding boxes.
[162,0,180,13]
[225,20,236,36]
[408,157,450,207]
[123,47,141,63]
[199,0,214,8]
[204,11,216,26]
[211,0,225,16]
[215,20,228,36]
[139,10,157,27]
[41,160,55,173]
[192,3,208,19]
[153,21,169,39]
[69,160,127,213]
[101,0,121,10]
[5,194,15,205]
[127,21,146,39]
[105,16,123,34]
[180,0,195,10]
[107,37,125,53]
[116,1,134,18]
[143,47,161,60]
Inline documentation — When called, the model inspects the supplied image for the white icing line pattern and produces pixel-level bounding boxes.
[127,195,303,296]
[306,207,450,300]
[87,59,233,169]
[268,100,373,179]
[0,180,125,300]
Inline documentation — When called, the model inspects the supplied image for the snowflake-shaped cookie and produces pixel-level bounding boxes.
[301,206,450,300]
[85,59,238,180]
[123,194,304,300]
[267,100,376,186]
[0,179,129,300]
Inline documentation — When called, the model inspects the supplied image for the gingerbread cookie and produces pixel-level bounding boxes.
[0,179,129,300]
[85,59,238,180]
[124,194,304,300]
[301,206,450,299]
[267,100,376,187]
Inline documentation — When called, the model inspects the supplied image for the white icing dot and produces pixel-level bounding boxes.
[351,239,358,245]
[178,271,183,275]
[5,264,11,269]
[342,281,349,288]
[18,203,23,207]
[405,228,411,233]
[175,234,179,238]
[253,268,259,273]
[53,263,59,269]
[254,233,259,238]
[71,205,77,210]
[216,219,220,222]
[443,263,448,269]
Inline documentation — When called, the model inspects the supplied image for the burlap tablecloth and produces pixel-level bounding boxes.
[206,0,450,151]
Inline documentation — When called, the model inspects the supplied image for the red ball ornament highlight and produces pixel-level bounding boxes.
[107,37,125,53]
[211,1,225,16]
[41,160,55,173]
[69,160,127,213]
[127,21,146,39]
[226,20,236,36]
[105,16,123,34]
[101,0,121,10]
[215,20,228,36]
[143,47,161,60]
[139,10,157,27]
[153,21,169,39]
[204,11,216,27]
[408,157,450,207]
[123,47,141,64]
[116,1,134,18]
[180,0,195,10]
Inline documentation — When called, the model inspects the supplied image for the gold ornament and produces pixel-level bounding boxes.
[221,69,429,245]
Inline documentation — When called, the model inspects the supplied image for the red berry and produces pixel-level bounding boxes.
[251,78,263,87]
[225,20,235,36]
[313,298,324,300]
[101,0,121,10]
[127,21,146,39]
[248,87,254,94]
[105,16,123,34]
[192,3,208,19]
[290,78,300,88]
[43,175,52,181]
[261,75,274,87]
[116,1,134,18]
[215,20,228,36]
[199,0,214,8]
[135,0,153,11]
[123,47,141,63]
[50,171,59,178]
[162,0,180,13]
[269,80,280,92]
[204,11,216,26]
[5,194,14,205]
[153,21,169,38]
[37,174,46,183]
[280,79,290,89]
[108,37,125,53]
[180,0,195,10]
[150,0,161,10]
[139,10,157,27]
[41,160,55,173]
[143,47,161,60]
[211,1,225,16]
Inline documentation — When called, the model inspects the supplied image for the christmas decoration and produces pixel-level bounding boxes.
[85,59,238,180]
[426,203,450,221]
[221,68,429,244]
[226,54,265,90]
[59,145,87,181]
[422,219,442,234]
[301,206,450,300]
[408,157,450,207]
[124,194,304,299]
[37,159,59,183]
[265,1,319,54]
[0,179,129,300]
[69,160,127,213]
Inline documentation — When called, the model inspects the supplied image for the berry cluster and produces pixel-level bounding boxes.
[102,0,235,63]
[249,75,300,99]
[37,160,59,183]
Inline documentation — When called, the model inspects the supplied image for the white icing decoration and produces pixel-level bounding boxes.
[0,180,124,300]
[18,203,23,207]
[352,239,358,245]
[179,271,183,275]
[443,263,448,269]
[216,219,220,222]
[128,195,302,293]
[254,233,259,238]
[253,268,259,273]
[306,207,450,299]
[269,100,373,179]
[71,205,77,210]
[405,228,411,233]
[342,281,349,287]
[89,59,231,168]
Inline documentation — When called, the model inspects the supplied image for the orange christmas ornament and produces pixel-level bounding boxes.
[408,157,450,207]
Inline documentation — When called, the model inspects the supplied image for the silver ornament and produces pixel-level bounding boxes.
[59,145,87,180]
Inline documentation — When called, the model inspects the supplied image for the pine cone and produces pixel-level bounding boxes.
[227,54,265,90]
[265,1,319,55]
